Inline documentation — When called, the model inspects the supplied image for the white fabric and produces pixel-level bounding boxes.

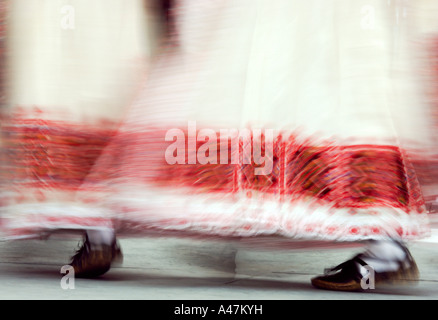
[363,240,407,261]
[5,0,161,122]
[0,0,162,239]
[86,228,115,246]
[2,0,437,242]
[359,240,408,272]
[126,0,434,150]
[76,0,435,241]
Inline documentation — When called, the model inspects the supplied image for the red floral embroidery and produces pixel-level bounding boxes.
[2,115,426,214]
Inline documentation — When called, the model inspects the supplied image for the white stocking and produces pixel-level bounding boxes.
[360,240,408,273]
[86,228,116,247]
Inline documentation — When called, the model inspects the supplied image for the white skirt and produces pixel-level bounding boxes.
[2,0,437,242]
[70,0,438,242]
[0,0,162,239]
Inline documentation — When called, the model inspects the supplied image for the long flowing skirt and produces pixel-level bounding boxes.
[73,0,437,242]
[0,0,162,239]
[2,0,437,243]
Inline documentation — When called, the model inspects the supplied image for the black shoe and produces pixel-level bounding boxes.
[311,246,419,291]
[70,234,122,278]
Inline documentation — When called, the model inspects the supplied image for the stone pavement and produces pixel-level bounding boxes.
[0,231,437,300]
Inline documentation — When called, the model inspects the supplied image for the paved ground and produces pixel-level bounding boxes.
[1,230,438,301]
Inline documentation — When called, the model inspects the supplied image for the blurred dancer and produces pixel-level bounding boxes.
[0,0,164,277]
[72,0,437,289]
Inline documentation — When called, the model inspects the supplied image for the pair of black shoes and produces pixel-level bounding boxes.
[69,235,420,291]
